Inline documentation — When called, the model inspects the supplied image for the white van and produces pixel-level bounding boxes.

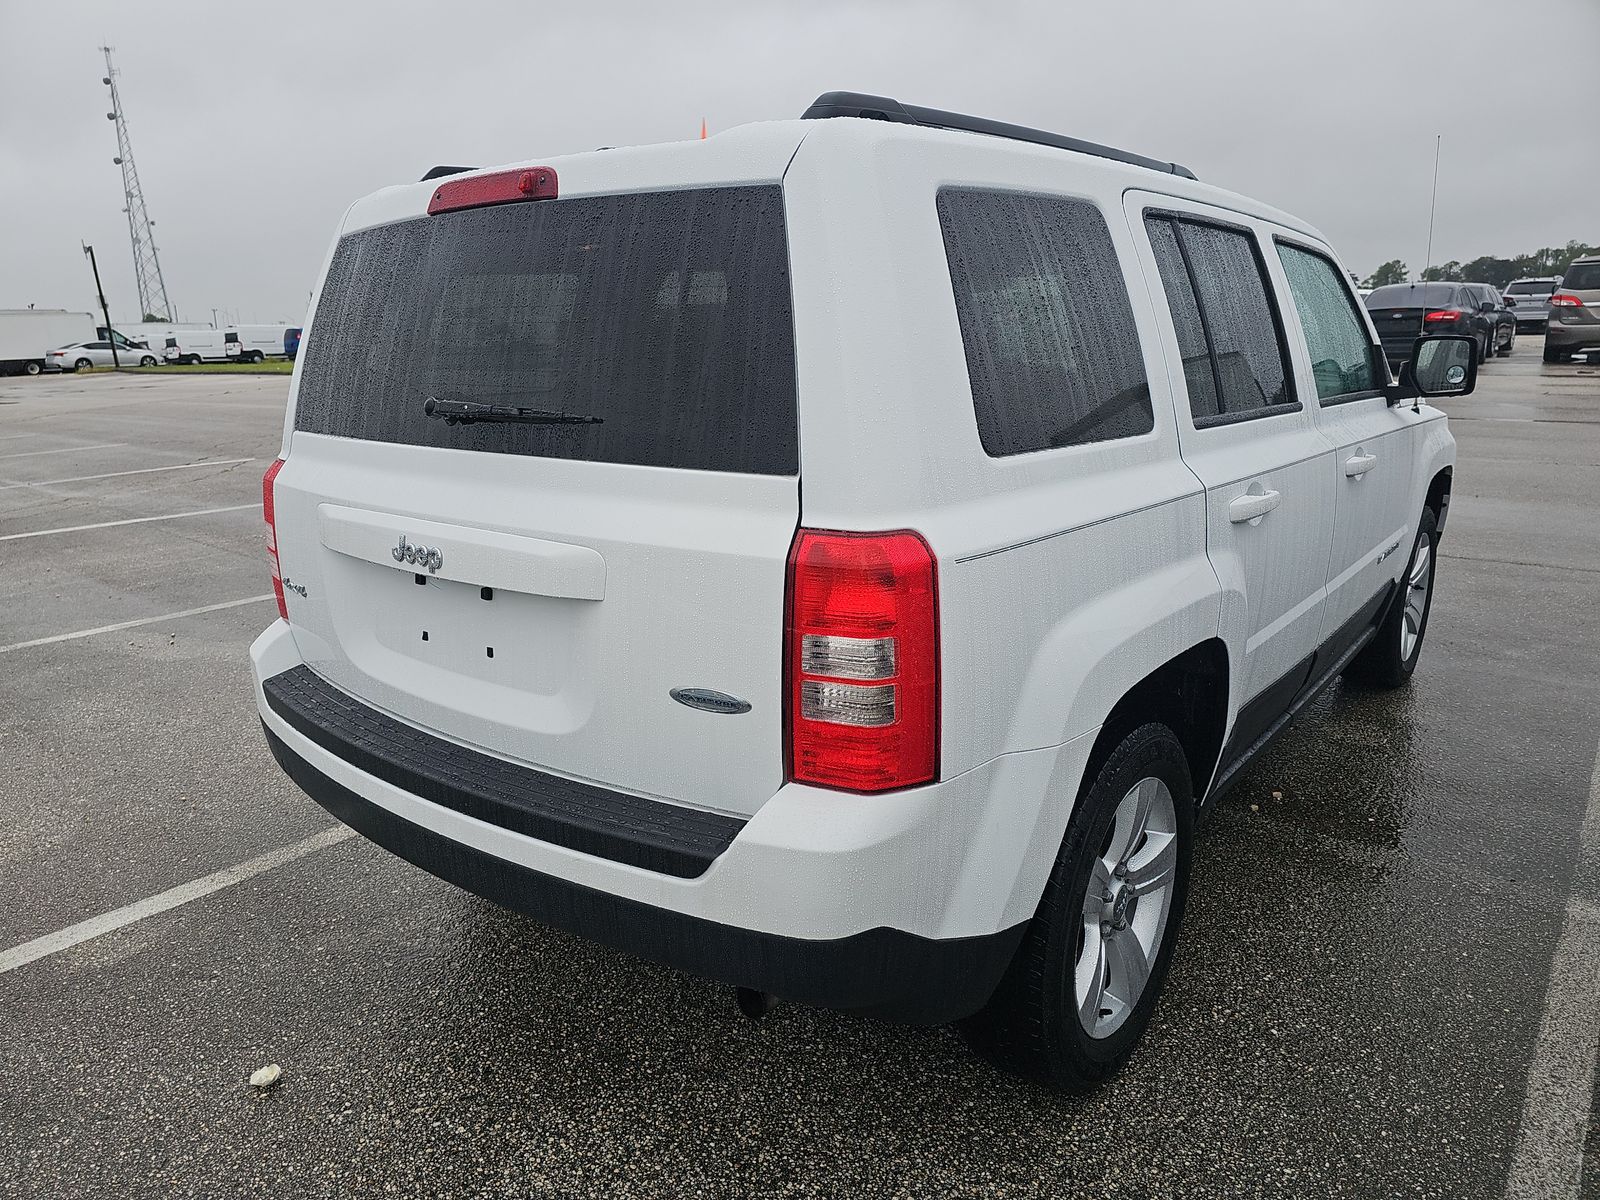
[112,321,212,352]
[251,93,1467,1090]
[231,323,298,362]
[164,329,240,364]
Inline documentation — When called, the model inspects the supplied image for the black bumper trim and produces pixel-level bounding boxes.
[264,725,1024,1024]
[261,665,744,879]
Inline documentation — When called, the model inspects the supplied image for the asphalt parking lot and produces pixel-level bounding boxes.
[2,354,1598,1199]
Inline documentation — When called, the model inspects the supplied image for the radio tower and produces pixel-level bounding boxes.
[99,47,175,321]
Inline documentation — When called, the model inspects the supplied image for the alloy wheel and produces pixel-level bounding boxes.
[1400,536,1432,660]
[1076,776,1178,1038]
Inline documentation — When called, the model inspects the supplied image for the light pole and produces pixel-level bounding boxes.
[81,243,121,371]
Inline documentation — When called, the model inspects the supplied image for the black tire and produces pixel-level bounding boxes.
[24,361,41,376]
[960,723,1194,1092]
[1347,507,1438,689]
[1501,325,1514,356]
[74,358,93,371]
[139,355,156,367]
[1479,331,1491,364]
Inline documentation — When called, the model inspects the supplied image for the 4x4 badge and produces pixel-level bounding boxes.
[392,534,443,574]
[670,687,752,715]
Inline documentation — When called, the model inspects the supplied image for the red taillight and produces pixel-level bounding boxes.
[1551,293,1583,307]
[1423,309,1461,323]
[426,166,558,215]
[784,529,939,793]
[263,458,287,619]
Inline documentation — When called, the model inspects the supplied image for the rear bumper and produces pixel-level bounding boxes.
[1547,318,1600,351]
[249,621,1075,1023]
[264,726,1021,1022]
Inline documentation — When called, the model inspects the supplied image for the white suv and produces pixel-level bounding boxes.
[251,92,1470,1091]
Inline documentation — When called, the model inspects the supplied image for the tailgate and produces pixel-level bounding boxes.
[273,180,800,819]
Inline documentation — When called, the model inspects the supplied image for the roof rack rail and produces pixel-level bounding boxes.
[800,91,1197,181]
[420,165,476,182]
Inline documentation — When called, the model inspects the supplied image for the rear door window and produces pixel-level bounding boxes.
[295,186,798,475]
[1144,219,1221,418]
[937,188,1153,456]
[1144,214,1297,424]
[1275,243,1380,402]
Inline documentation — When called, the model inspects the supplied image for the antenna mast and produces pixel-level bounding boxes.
[100,47,175,321]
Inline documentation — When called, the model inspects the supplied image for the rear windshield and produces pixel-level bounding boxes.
[1506,280,1552,295]
[1365,283,1460,309]
[1562,262,1600,291]
[295,186,798,475]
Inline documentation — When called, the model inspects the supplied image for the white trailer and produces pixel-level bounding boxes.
[0,309,97,375]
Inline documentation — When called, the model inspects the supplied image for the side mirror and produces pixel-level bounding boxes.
[1504,297,1517,308]
[1388,334,1477,405]
[1479,300,1497,312]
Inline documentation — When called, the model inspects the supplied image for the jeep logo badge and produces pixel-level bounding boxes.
[392,534,443,574]
[670,687,752,715]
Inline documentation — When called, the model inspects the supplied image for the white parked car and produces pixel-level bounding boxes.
[251,92,1467,1091]
[45,340,159,371]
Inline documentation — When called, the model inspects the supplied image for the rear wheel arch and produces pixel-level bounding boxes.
[1078,639,1230,809]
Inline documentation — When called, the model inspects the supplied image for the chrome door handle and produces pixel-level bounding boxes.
[1344,453,1378,478]
[1228,490,1281,523]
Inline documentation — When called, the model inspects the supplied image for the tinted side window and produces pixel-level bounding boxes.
[1276,243,1380,401]
[1176,221,1294,418]
[938,189,1153,456]
[1145,218,1221,419]
[1144,214,1296,422]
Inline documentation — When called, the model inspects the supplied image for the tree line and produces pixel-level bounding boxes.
[1361,239,1597,290]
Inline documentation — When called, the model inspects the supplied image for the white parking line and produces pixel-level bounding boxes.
[0,594,273,655]
[0,442,125,461]
[0,827,356,976]
[0,503,256,541]
[1505,738,1600,1199]
[0,457,253,491]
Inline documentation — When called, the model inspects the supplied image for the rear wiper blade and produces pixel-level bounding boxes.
[423,397,603,426]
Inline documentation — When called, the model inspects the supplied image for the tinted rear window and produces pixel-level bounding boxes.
[1365,283,1459,309]
[1563,262,1600,291]
[295,186,798,475]
[1144,215,1296,422]
[1506,281,1551,295]
[937,188,1152,456]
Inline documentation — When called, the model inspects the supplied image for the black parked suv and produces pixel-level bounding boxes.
[1365,282,1499,367]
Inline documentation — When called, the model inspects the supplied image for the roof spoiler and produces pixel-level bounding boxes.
[800,91,1197,181]
[420,165,476,182]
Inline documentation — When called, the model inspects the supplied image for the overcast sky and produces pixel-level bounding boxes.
[3,0,1595,325]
